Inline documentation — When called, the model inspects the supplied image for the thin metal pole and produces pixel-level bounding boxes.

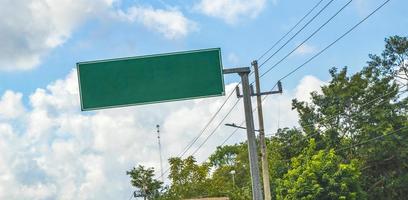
[231,170,236,188]
[239,71,264,200]
[253,60,272,200]
[156,125,164,182]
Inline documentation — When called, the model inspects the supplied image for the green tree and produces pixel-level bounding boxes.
[276,139,365,200]
[128,36,408,200]
[160,144,253,200]
[368,35,408,83]
[160,156,211,199]
[208,143,252,200]
[127,165,162,200]
[289,36,408,199]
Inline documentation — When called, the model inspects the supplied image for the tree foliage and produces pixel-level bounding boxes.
[276,139,365,200]
[127,165,162,200]
[128,36,408,200]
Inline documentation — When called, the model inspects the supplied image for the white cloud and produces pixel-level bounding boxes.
[354,0,372,16]
[0,90,25,119]
[295,75,325,102]
[118,6,197,40]
[0,0,114,71]
[227,52,240,65]
[0,69,325,199]
[294,43,317,56]
[194,0,267,24]
[0,0,195,71]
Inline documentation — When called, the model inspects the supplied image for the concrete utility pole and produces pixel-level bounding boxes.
[253,60,271,200]
[156,125,164,182]
[231,62,282,200]
[223,67,263,200]
[253,60,275,200]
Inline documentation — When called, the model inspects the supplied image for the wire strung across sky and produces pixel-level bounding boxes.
[221,0,394,149]
[337,126,408,152]
[163,0,392,182]
[219,84,276,147]
[176,84,239,159]
[259,0,354,79]
[190,98,242,156]
[156,97,242,180]
[278,0,392,81]
[169,0,347,170]
[257,0,325,61]
[286,86,407,150]
[221,87,407,159]
[258,0,337,68]
[129,0,393,198]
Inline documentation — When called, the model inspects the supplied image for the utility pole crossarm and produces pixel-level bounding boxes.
[250,82,282,96]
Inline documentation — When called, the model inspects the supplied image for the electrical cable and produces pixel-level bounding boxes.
[190,98,242,156]
[258,0,337,68]
[337,126,408,152]
[134,0,393,190]
[286,87,407,155]
[259,0,354,78]
[278,0,392,81]
[220,84,278,146]
[156,97,242,180]
[257,0,325,61]
[177,85,239,158]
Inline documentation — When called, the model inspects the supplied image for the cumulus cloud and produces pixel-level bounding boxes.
[0,0,114,71]
[295,75,326,102]
[294,43,317,56]
[0,69,324,199]
[227,52,240,65]
[194,0,267,24]
[354,0,373,16]
[0,0,195,71]
[0,90,26,119]
[118,6,197,40]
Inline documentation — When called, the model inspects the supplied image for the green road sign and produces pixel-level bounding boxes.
[77,48,224,111]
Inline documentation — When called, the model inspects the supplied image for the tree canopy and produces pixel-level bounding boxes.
[128,36,408,200]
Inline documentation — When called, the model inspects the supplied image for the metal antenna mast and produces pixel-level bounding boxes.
[156,124,164,182]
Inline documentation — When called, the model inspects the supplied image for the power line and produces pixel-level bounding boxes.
[337,126,408,152]
[132,0,393,194]
[300,85,406,131]
[191,98,241,156]
[258,0,337,68]
[219,84,277,146]
[177,85,239,158]
[247,0,391,116]
[257,0,325,61]
[275,86,407,161]
[157,0,330,163]
[297,86,406,145]
[278,0,392,81]
[221,76,405,155]
[221,89,406,164]
[157,97,242,180]
[254,0,394,146]
[259,0,354,79]
[279,125,408,163]
[219,122,244,147]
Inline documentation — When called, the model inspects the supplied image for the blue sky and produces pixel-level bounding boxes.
[0,0,406,199]
[1,0,406,98]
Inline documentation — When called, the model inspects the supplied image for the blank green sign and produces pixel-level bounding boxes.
[77,48,224,111]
